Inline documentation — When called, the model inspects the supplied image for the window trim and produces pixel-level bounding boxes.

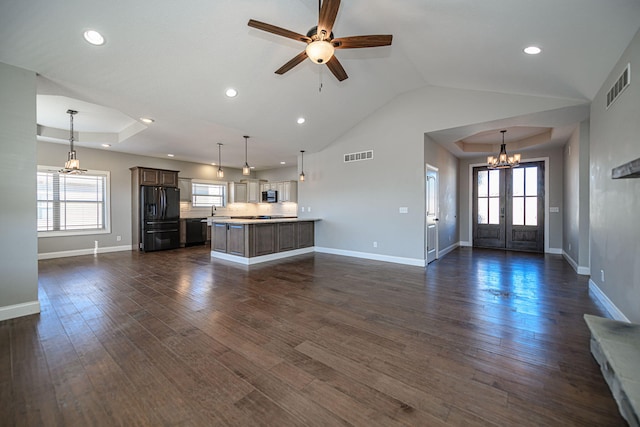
[191,179,227,208]
[37,165,111,238]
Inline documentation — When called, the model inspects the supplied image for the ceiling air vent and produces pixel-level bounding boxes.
[344,150,373,163]
[606,63,630,109]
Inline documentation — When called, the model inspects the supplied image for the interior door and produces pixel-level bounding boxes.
[426,166,439,264]
[473,162,544,252]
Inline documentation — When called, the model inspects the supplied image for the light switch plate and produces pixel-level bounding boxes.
[399,207,409,214]
[550,207,560,213]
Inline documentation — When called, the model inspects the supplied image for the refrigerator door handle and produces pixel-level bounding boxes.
[146,229,179,233]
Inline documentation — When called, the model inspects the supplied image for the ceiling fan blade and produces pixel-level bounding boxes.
[332,35,393,49]
[248,19,311,43]
[318,0,341,37]
[275,51,308,75]
[326,56,348,81]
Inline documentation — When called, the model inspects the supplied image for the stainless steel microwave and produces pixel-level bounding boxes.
[261,190,278,203]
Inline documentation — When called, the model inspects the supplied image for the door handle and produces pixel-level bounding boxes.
[434,218,439,221]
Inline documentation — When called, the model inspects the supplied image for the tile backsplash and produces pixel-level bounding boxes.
[180,202,297,218]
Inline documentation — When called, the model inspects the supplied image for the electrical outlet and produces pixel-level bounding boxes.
[568,243,571,251]
[307,206,311,212]
[601,269,605,282]
[116,235,121,241]
[301,207,305,212]
[373,241,378,248]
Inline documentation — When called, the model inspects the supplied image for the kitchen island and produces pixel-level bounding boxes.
[208,217,320,265]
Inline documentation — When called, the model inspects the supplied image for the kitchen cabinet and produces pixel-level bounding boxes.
[227,224,247,256]
[178,178,192,202]
[228,182,247,203]
[212,223,228,252]
[259,180,298,203]
[280,181,298,203]
[135,167,179,187]
[240,179,264,203]
[211,219,315,258]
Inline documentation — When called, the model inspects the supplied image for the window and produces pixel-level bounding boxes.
[512,166,538,226]
[192,181,226,207]
[477,169,500,225]
[37,167,110,236]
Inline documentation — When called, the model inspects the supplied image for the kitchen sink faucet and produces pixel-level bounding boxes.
[211,205,216,216]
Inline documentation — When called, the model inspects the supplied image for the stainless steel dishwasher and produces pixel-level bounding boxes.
[185,218,206,246]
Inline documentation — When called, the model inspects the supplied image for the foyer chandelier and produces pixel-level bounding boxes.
[487,130,521,169]
[59,109,87,174]
[216,143,224,178]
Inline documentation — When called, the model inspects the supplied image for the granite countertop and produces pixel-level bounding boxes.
[208,217,320,225]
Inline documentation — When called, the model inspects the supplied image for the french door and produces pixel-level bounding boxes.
[472,162,544,252]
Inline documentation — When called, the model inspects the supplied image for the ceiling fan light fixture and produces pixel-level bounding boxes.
[305,40,335,64]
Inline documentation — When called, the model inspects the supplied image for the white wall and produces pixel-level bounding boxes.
[0,62,39,321]
[299,84,585,264]
[589,27,640,322]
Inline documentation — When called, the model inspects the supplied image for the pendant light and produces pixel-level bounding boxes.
[59,109,87,174]
[487,130,521,169]
[216,143,224,178]
[242,135,251,176]
[299,150,306,182]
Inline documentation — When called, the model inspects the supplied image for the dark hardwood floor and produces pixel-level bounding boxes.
[1,246,625,426]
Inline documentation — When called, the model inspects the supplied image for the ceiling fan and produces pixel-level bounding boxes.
[248,0,392,81]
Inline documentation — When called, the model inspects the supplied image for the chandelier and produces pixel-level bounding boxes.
[487,130,521,169]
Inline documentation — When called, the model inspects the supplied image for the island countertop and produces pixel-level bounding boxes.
[207,217,320,225]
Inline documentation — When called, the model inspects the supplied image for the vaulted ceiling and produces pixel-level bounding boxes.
[1,0,639,168]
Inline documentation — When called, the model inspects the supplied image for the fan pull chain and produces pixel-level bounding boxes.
[319,66,324,92]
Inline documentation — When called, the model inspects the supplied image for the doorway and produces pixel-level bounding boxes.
[472,161,545,252]
[426,165,439,264]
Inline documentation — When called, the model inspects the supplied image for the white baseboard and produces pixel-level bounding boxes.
[547,247,562,255]
[315,247,426,267]
[562,251,590,275]
[438,242,460,258]
[210,247,315,265]
[38,244,133,260]
[459,241,472,247]
[0,300,41,322]
[589,279,630,322]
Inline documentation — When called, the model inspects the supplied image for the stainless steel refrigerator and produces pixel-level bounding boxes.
[140,186,180,251]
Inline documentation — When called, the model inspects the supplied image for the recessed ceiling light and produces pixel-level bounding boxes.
[101,144,111,148]
[524,46,541,55]
[225,88,238,98]
[167,154,174,157]
[140,117,155,124]
[297,117,306,124]
[250,166,255,169]
[280,161,286,165]
[83,30,105,46]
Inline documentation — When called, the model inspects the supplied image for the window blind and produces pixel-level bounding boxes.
[192,182,225,207]
[37,169,108,233]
